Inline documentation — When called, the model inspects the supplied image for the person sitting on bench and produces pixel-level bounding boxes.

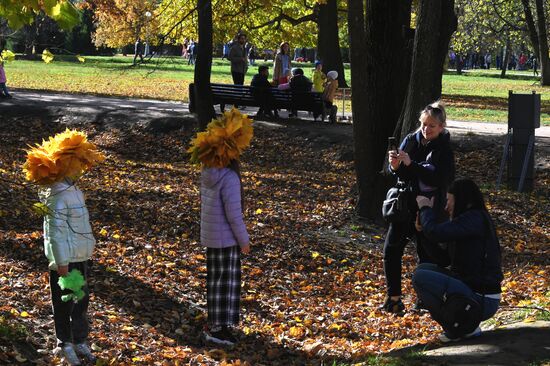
[288,68,312,118]
[323,71,338,123]
[250,65,275,118]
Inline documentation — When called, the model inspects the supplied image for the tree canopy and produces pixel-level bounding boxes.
[0,0,80,29]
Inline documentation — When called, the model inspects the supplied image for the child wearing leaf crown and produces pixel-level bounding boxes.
[188,109,252,347]
[23,129,104,366]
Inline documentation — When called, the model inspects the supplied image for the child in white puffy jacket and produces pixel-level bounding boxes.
[41,179,97,366]
[24,129,103,366]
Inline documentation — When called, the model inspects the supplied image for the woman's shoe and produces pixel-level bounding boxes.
[380,297,405,314]
[438,326,482,343]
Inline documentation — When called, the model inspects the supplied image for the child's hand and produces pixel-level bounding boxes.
[57,265,69,276]
[241,244,250,254]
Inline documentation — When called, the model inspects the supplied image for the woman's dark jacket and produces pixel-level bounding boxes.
[419,207,503,294]
[393,130,455,217]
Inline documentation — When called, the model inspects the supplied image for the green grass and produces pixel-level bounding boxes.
[4,55,549,124]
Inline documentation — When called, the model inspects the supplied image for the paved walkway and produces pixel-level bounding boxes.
[1,89,549,140]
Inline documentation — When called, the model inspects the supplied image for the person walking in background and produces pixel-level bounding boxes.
[188,110,253,347]
[312,60,326,93]
[413,178,503,342]
[382,101,455,313]
[248,45,257,66]
[273,41,291,85]
[0,57,12,98]
[228,33,248,86]
[532,55,539,76]
[133,38,144,64]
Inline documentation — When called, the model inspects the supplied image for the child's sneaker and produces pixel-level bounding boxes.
[438,326,482,343]
[74,342,97,363]
[204,326,237,346]
[54,343,81,365]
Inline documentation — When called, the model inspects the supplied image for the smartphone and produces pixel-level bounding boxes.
[388,137,398,152]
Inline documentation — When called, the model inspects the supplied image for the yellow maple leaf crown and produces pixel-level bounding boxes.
[187,108,254,168]
[23,129,105,185]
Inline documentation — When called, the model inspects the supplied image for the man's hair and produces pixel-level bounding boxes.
[258,65,269,73]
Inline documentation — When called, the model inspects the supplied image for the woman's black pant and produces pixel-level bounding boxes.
[383,220,440,297]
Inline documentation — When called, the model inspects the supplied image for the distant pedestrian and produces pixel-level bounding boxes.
[532,56,538,76]
[0,58,12,98]
[273,41,291,85]
[133,38,144,64]
[248,45,257,66]
[228,33,248,86]
[312,60,326,93]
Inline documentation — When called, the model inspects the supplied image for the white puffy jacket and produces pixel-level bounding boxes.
[40,180,95,270]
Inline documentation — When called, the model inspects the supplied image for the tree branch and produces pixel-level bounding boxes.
[248,11,318,30]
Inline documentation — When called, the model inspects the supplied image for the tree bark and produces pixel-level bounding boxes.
[395,0,457,140]
[501,38,510,78]
[535,0,550,85]
[521,0,540,60]
[317,0,348,87]
[194,0,215,130]
[348,0,413,219]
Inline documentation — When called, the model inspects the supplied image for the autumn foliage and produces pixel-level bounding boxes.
[0,114,548,365]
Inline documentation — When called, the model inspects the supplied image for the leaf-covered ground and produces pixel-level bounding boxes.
[0,113,548,365]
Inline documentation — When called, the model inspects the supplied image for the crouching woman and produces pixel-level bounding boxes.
[413,178,503,342]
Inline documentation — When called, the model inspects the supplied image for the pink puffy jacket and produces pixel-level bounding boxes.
[200,168,249,248]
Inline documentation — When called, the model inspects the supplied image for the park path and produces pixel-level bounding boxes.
[1,89,549,136]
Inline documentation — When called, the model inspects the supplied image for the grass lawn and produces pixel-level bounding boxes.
[4,55,550,124]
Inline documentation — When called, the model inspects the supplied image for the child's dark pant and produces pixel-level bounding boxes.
[49,261,90,346]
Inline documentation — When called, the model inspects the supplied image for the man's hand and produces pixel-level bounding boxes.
[416,195,435,209]
[57,265,69,277]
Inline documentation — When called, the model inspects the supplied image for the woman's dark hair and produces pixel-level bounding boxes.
[448,178,486,217]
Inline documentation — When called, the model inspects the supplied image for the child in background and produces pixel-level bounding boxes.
[312,60,326,93]
[323,70,339,123]
[23,129,104,365]
[0,57,12,98]
[188,109,253,346]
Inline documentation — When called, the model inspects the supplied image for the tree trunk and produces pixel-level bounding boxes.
[535,0,550,85]
[318,0,348,87]
[395,0,457,140]
[348,0,413,219]
[501,38,510,78]
[521,0,540,60]
[194,0,215,130]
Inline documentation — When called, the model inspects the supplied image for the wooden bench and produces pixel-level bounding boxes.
[188,83,327,121]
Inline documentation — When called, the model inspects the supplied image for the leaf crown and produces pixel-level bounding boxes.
[23,129,105,185]
[187,108,254,168]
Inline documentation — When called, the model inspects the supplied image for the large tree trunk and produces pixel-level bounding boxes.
[395,0,457,140]
[535,0,550,85]
[194,0,215,130]
[348,0,413,219]
[521,0,541,60]
[317,0,347,87]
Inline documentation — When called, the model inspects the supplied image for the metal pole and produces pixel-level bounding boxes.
[496,130,512,190]
[342,88,345,119]
[517,133,535,192]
